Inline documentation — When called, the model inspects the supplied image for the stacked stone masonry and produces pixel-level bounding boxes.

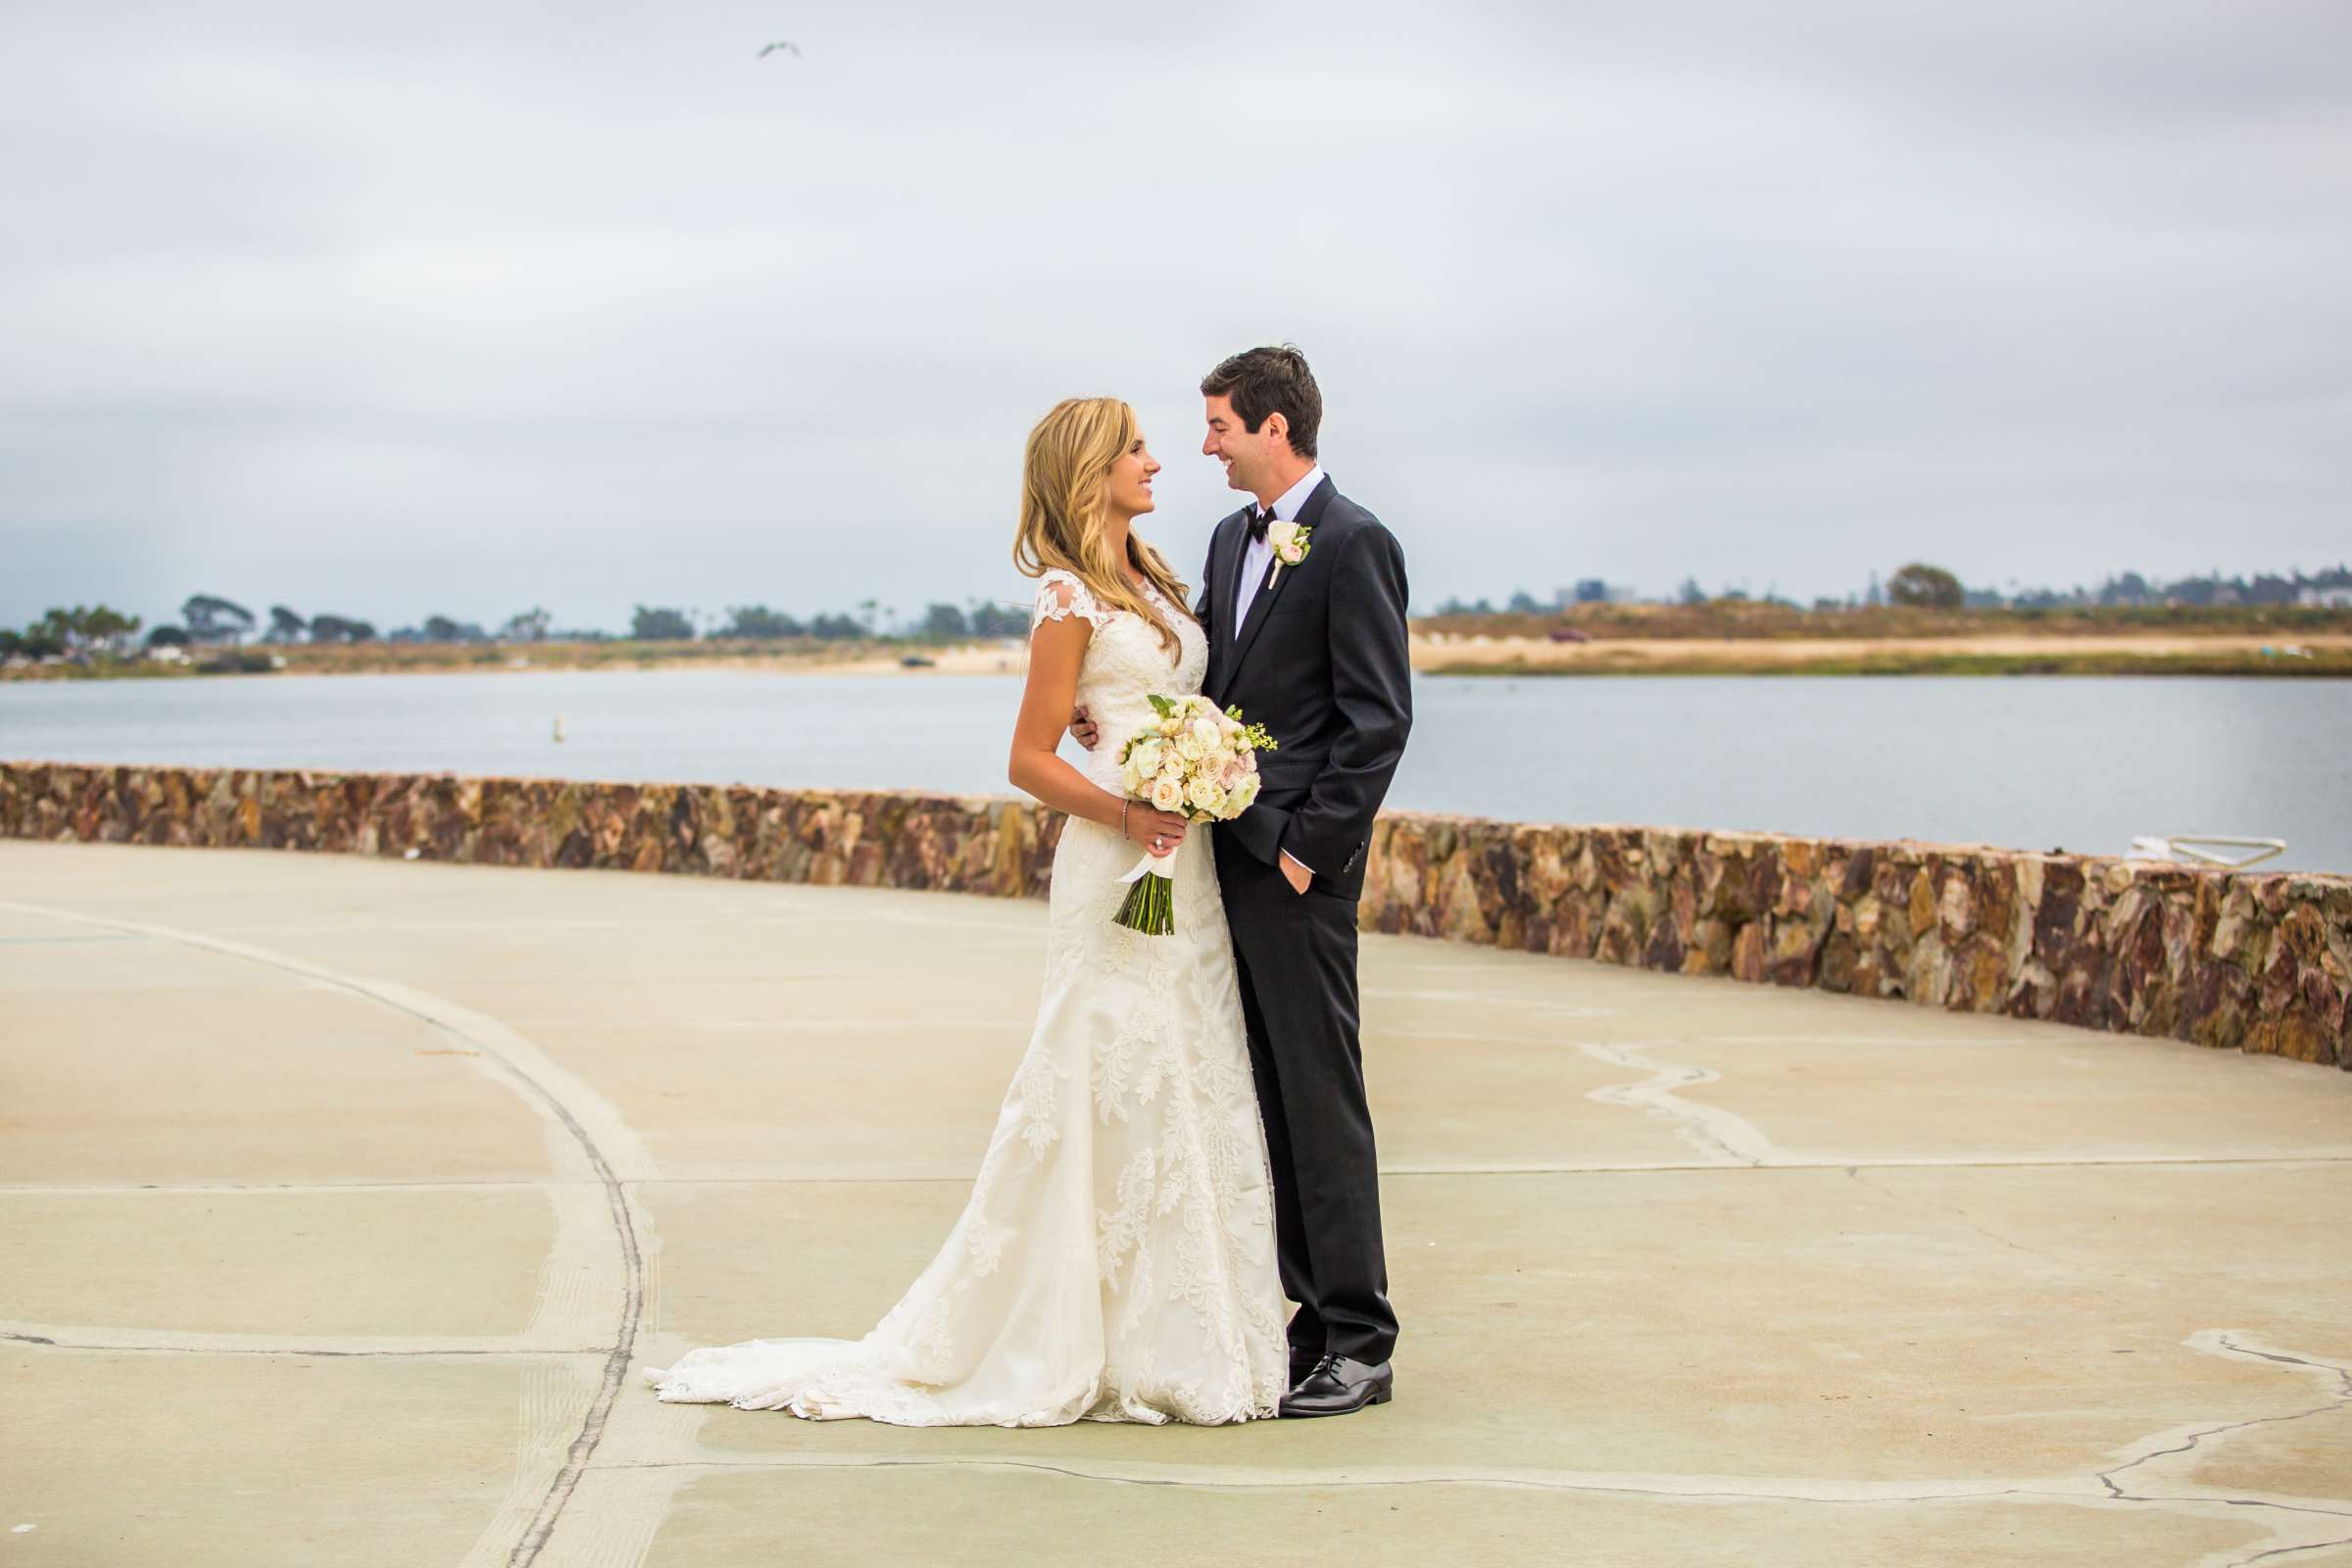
[5,760,2343,1068]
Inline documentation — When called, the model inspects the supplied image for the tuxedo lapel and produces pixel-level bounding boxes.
[1207,510,1246,699]
[1225,474,1335,682]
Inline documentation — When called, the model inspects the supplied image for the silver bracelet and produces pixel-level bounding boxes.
[1121,799,1131,840]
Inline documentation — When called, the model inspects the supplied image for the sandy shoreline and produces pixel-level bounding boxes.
[1412,631,2352,672]
[864,632,2352,677]
[9,631,2350,683]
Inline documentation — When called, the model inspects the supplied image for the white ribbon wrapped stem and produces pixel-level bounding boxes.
[1116,843,1180,886]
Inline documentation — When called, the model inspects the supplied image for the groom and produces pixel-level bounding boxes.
[1080,345,1412,1416]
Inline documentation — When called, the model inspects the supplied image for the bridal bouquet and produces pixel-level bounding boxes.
[1113,694,1278,935]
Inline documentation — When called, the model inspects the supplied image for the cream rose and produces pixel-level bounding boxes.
[1186,775,1223,813]
[1150,776,1183,812]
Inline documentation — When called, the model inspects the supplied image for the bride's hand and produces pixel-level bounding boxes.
[1124,807,1190,858]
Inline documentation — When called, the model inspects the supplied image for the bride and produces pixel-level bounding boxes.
[642,397,1289,1425]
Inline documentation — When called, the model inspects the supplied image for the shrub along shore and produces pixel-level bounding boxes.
[7,604,2351,681]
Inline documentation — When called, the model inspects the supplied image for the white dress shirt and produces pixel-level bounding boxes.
[1231,465,1325,637]
[1230,465,1325,878]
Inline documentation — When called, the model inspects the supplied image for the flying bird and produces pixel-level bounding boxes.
[758,40,801,58]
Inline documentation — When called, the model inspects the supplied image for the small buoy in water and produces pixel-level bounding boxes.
[553,715,566,743]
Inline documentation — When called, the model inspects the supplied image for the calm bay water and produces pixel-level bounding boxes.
[2,671,2345,872]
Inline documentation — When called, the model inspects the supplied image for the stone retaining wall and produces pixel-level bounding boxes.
[5,760,2344,1068]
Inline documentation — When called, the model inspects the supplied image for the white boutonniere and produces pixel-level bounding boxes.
[1266,520,1312,586]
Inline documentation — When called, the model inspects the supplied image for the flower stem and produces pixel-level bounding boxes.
[1113,874,1174,936]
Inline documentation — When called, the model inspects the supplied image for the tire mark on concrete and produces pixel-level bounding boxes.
[0,899,650,1568]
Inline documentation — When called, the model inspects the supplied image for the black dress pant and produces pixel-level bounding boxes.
[1213,828,1397,1366]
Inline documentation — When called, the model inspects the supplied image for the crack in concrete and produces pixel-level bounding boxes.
[2230,1539,2352,1566]
[7,1152,2347,1196]
[1947,1214,2145,1283]
[1841,1166,2152,1287]
[2099,1335,2352,1500]
[11,882,2348,1564]
[2092,1333,2352,1566]
[578,1452,2352,1534]
[574,1341,2352,1565]
[588,1452,2079,1501]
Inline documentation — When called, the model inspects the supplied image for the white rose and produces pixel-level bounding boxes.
[1225,773,1259,813]
[1150,776,1183,811]
[1129,738,1163,777]
[1158,757,1185,784]
[1185,774,1222,812]
[1176,730,1208,761]
[1266,520,1303,560]
[1188,715,1221,751]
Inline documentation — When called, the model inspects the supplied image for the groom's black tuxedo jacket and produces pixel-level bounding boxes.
[1196,474,1412,900]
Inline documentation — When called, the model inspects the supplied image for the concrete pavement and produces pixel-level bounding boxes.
[2,839,2347,1566]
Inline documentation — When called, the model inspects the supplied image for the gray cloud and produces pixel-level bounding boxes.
[4,0,2347,631]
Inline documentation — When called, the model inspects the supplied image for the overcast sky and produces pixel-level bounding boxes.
[4,0,2347,632]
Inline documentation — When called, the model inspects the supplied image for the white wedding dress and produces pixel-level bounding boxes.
[642,568,1289,1425]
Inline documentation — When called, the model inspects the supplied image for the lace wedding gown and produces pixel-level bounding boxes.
[642,568,1289,1426]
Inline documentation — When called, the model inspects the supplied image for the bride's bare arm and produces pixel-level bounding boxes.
[1008,595,1190,852]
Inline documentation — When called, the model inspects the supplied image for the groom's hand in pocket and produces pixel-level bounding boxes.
[1069,706,1099,751]
[1279,852,1313,895]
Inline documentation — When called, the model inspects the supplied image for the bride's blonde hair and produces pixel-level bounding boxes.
[1014,397,1195,655]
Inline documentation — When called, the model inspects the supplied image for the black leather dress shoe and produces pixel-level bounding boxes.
[1279,1353,1394,1418]
[1289,1348,1324,1388]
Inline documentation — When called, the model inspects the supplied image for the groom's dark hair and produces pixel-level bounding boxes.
[1200,344,1321,460]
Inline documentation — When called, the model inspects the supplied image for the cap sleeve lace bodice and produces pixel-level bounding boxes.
[1031,568,1116,634]
[1027,566,1209,791]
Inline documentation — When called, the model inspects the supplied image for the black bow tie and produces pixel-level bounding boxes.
[1247,507,1275,544]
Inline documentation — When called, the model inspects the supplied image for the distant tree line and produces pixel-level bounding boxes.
[2055,565,2352,610]
[166,593,1032,647]
[6,589,1037,664]
[18,557,2349,669]
[1431,562,2352,617]
[0,604,144,661]
[626,600,1030,643]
